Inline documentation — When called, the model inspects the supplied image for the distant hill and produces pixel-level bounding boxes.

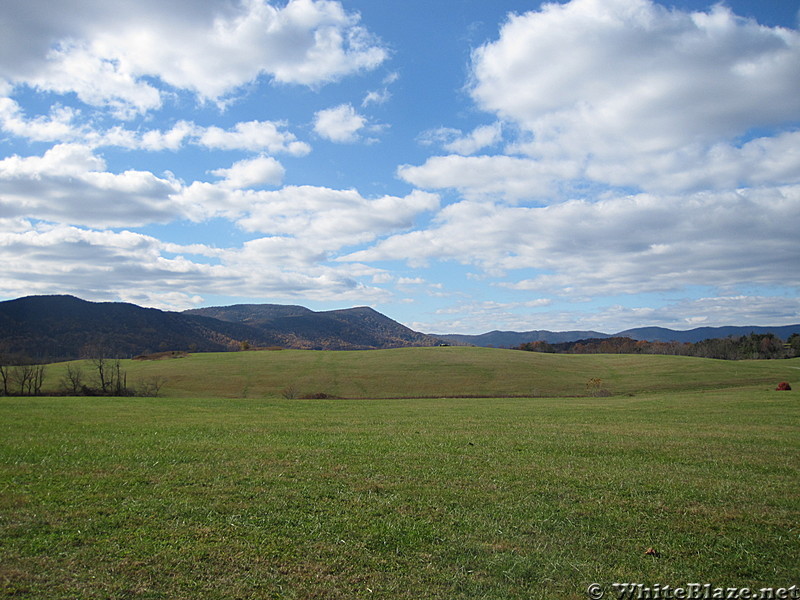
[0,295,443,360]
[185,304,441,350]
[617,325,800,343]
[438,329,609,348]
[3,294,798,361]
[437,324,800,348]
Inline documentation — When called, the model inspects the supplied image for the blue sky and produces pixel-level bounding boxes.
[1,0,798,334]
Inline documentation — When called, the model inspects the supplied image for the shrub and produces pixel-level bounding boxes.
[281,385,300,399]
[586,377,611,397]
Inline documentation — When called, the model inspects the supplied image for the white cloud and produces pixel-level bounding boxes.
[416,294,800,335]
[136,121,198,152]
[471,0,800,154]
[0,97,85,142]
[430,123,503,155]
[0,223,393,310]
[0,144,182,227]
[362,89,390,107]
[198,120,311,155]
[313,103,367,143]
[27,42,163,119]
[459,0,800,196]
[362,72,398,107]
[398,155,579,201]
[232,187,440,249]
[585,296,800,331]
[588,130,800,193]
[210,156,285,189]
[344,185,800,297]
[0,0,388,116]
[0,104,312,155]
[397,277,425,285]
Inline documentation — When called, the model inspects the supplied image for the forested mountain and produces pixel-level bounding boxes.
[0,295,272,360]
[0,295,442,360]
[3,294,799,362]
[185,304,441,350]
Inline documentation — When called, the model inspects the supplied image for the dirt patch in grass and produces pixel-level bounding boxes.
[133,351,189,360]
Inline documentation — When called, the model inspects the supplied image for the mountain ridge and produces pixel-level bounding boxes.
[0,295,442,360]
[1,294,799,360]
[437,323,800,347]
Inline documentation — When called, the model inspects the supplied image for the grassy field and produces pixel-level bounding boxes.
[2,350,799,599]
[41,346,800,399]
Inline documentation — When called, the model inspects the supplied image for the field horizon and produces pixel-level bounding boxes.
[40,346,800,400]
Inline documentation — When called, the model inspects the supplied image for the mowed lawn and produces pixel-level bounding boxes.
[1,387,798,599]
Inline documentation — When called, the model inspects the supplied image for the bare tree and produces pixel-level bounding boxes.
[60,364,85,395]
[81,343,130,396]
[13,364,46,396]
[137,375,167,397]
[0,363,10,396]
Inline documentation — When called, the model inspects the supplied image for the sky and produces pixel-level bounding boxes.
[1,0,799,334]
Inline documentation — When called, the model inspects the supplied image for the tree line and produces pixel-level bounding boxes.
[0,342,165,397]
[516,333,800,360]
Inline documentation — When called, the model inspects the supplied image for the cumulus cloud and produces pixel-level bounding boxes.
[344,185,800,296]
[398,155,579,201]
[0,0,388,116]
[210,156,285,189]
[0,97,85,142]
[0,143,374,235]
[0,223,393,310]
[471,0,800,155]
[238,188,439,247]
[420,123,503,155]
[198,120,311,155]
[176,183,440,253]
[0,102,312,155]
[589,130,800,193]
[0,144,182,227]
[313,103,367,143]
[401,0,800,200]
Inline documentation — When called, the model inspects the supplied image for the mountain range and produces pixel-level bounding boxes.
[436,324,800,348]
[0,294,798,361]
[0,295,441,360]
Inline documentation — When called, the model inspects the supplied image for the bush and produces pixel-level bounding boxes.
[281,385,300,399]
[776,382,792,391]
[586,377,611,397]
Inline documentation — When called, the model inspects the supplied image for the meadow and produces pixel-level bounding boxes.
[38,346,800,399]
[1,348,798,599]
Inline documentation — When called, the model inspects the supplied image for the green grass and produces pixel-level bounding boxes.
[1,386,798,598]
[42,346,800,399]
